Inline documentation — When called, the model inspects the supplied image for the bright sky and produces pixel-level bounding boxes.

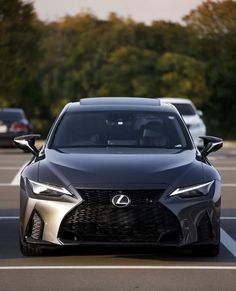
[30,0,205,24]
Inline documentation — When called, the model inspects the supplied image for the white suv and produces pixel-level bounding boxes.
[160,98,206,148]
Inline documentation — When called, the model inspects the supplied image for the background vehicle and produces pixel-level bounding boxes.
[0,108,32,147]
[14,97,223,257]
[160,98,206,147]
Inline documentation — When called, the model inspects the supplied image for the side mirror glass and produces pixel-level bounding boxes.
[200,136,223,157]
[14,134,41,156]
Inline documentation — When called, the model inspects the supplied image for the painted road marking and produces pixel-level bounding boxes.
[220,229,236,258]
[218,167,236,170]
[10,162,28,185]
[0,216,19,220]
[0,266,236,270]
[0,160,28,163]
[0,167,21,170]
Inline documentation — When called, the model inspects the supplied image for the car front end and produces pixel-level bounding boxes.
[20,147,221,250]
[15,97,222,256]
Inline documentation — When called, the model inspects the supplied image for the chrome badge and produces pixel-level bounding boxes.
[112,194,131,208]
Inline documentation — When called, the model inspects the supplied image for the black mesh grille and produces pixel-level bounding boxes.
[59,189,182,243]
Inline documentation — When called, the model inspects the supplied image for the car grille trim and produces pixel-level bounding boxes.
[59,189,182,243]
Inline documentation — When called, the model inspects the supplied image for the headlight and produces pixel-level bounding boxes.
[169,181,214,198]
[28,179,73,197]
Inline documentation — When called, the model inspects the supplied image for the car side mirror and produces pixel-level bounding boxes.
[199,136,223,157]
[14,134,41,156]
[197,110,203,117]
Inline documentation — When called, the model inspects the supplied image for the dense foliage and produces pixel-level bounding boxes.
[0,0,235,138]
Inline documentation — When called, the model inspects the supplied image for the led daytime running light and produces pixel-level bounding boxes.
[170,181,214,197]
[28,179,72,196]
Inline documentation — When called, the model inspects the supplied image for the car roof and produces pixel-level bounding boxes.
[67,97,177,113]
[160,98,193,104]
[80,97,161,106]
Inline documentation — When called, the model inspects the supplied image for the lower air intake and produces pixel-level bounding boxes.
[197,213,213,241]
[27,211,44,240]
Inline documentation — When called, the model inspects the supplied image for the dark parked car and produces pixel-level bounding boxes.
[0,108,32,147]
[14,97,223,256]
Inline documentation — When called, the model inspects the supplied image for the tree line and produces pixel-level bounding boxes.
[0,0,235,138]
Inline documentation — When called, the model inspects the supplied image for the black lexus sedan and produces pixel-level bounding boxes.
[14,97,223,256]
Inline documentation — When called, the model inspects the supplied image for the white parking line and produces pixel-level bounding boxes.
[0,216,19,220]
[0,160,28,163]
[0,265,236,270]
[0,162,28,186]
[220,229,236,258]
[10,162,28,185]
[0,161,27,164]
[0,167,20,170]
[218,167,236,170]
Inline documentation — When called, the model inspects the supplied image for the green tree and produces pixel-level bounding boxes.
[96,46,159,97]
[184,0,236,137]
[157,52,209,106]
[0,0,40,107]
[184,0,236,37]
[150,21,193,55]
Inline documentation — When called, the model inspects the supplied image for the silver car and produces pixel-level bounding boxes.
[160,98,206,147]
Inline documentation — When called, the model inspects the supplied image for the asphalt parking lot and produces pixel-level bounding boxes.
[0,147,236,290]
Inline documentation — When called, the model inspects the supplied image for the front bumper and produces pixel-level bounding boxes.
[20,183,221,248]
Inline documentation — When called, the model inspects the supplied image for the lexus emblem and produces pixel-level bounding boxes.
[112,194,131,208]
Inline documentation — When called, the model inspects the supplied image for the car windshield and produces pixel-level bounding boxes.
[51,111,192,149]
[172,103,196,116]
[0,111,24,121]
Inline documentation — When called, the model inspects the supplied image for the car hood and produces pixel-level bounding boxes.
[38,148,203,189]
